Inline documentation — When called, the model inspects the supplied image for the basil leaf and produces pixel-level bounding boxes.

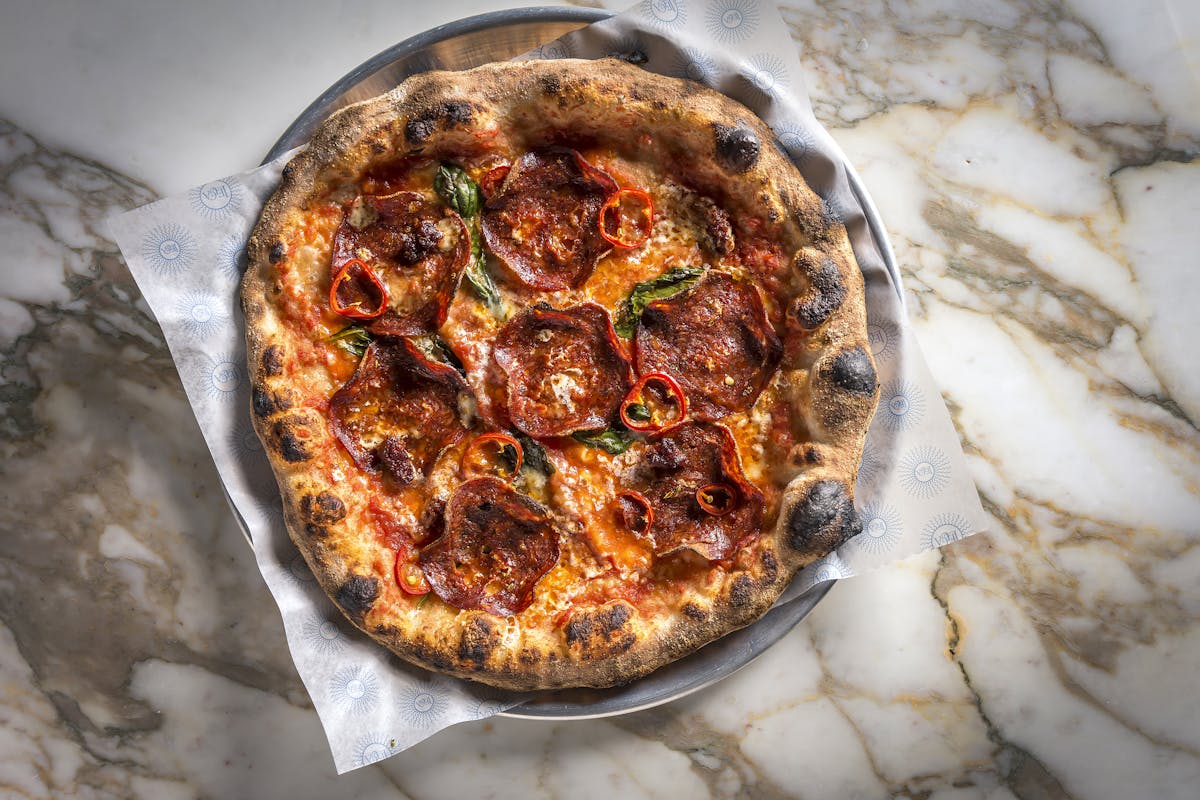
[624,402,652,422]
[572,427,635,455]
[434,165,481,218]
[435,164,502,312]
[326,325,372,358]
[464,233,502,310]
[497,443,521,474]
[512,430,555,476]
[614,265,706,337]
[410,334,466,376]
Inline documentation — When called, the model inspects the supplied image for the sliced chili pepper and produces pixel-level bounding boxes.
[479,164,511,199]
[460,432,523,481]
[599,188,654,248]
[615,490,654,538]
[395,552,431,595]
[696,482,737,516]
[619,372,688,432]
[329,258,387,320]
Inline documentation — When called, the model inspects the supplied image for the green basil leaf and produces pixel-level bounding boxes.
[434,165,481,218]
[572,427,635,455]
[410,333,466,376]
[614,265,706,337]
[464,236,502,310]
[512,430,555,476]
[436,163,502,312]
[325,325,372,358]
[624,402,652,422]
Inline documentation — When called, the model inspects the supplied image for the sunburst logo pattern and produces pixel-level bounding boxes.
[140,223,197,276]
[921,513,971,549]
[706,0,759,43]
[898,445,952,499]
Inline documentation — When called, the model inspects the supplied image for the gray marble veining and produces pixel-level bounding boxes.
[1,0,1198,797]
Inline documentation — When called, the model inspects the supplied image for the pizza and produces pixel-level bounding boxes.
[242,58,878,691]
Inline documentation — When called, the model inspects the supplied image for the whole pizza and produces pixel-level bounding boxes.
[242,58,878,690]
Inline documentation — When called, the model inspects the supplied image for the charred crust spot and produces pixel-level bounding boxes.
[681,602,708,621]
[458,617,498,666]
[252,386,274,418]
[792,257,847,329]
[405,116,436,145]
[729,575,756,607]
[540,73,562,95]
[271,418,310,463]
[336,575,379,620]
[565,603,635,656]
[268,241,286,264]
[761,549,779,582]
[261,345,284,377]
[301,491,346,525]
[440,100,474,126]
[304,523,328,538]
[252,387,292,418]
[830,347,877,396]
[713,123,760,173]
[519,648,542,665]
[787,480,862,554]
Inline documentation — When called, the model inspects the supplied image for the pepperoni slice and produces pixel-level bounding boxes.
[332,191,469,335]
[635,271,782,420]
[481,148,618,290]
[632,422,764,560]
[329,337,471,483]
[493,303,633,438]
[420,477,561,616]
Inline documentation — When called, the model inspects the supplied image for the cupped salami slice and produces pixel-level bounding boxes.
[633,422,764,560]
[481,148,618,290]
[635,271,782,420]
[420,477,561,616]
[332,191,469,334]
[494,303,633,438]
[329,337,471,483]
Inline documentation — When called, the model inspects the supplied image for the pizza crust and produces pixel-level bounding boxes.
[242,58,877,691]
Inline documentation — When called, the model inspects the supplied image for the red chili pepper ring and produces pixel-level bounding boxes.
[615,490,654,538]
[329,258,388,320]
[696,483,738,516]
[620,372,688,432]
[395,552,431,595]
[599,188,654,248]
[461,432,523,481]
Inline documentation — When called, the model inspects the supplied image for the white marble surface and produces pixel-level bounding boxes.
[1,1,1198,798]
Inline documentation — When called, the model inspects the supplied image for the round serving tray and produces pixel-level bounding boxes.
[252,6,901,720]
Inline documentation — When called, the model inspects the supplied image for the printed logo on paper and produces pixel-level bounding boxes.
[746,53,789,96]
[866,314,899,361]
[352,734,395,768]
[141,223,197,276]
[853,501,903,554]
[921,512,971,550]
[176,290,225,341]
[396,681,450,729]
[642,0,688,29]
[189,178,242,219]
[301,614,346,656]
[898,445,952,499]
[203,354,244,400]
[218,235,246,281]
[879,379,926,432]
[856,439,883,486]
[706,0,760,43]
[330,665,381,715]
[673,47,718,85]
[776,125,816,165]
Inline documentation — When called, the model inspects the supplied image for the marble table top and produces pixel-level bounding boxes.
[1,1,1197,798]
